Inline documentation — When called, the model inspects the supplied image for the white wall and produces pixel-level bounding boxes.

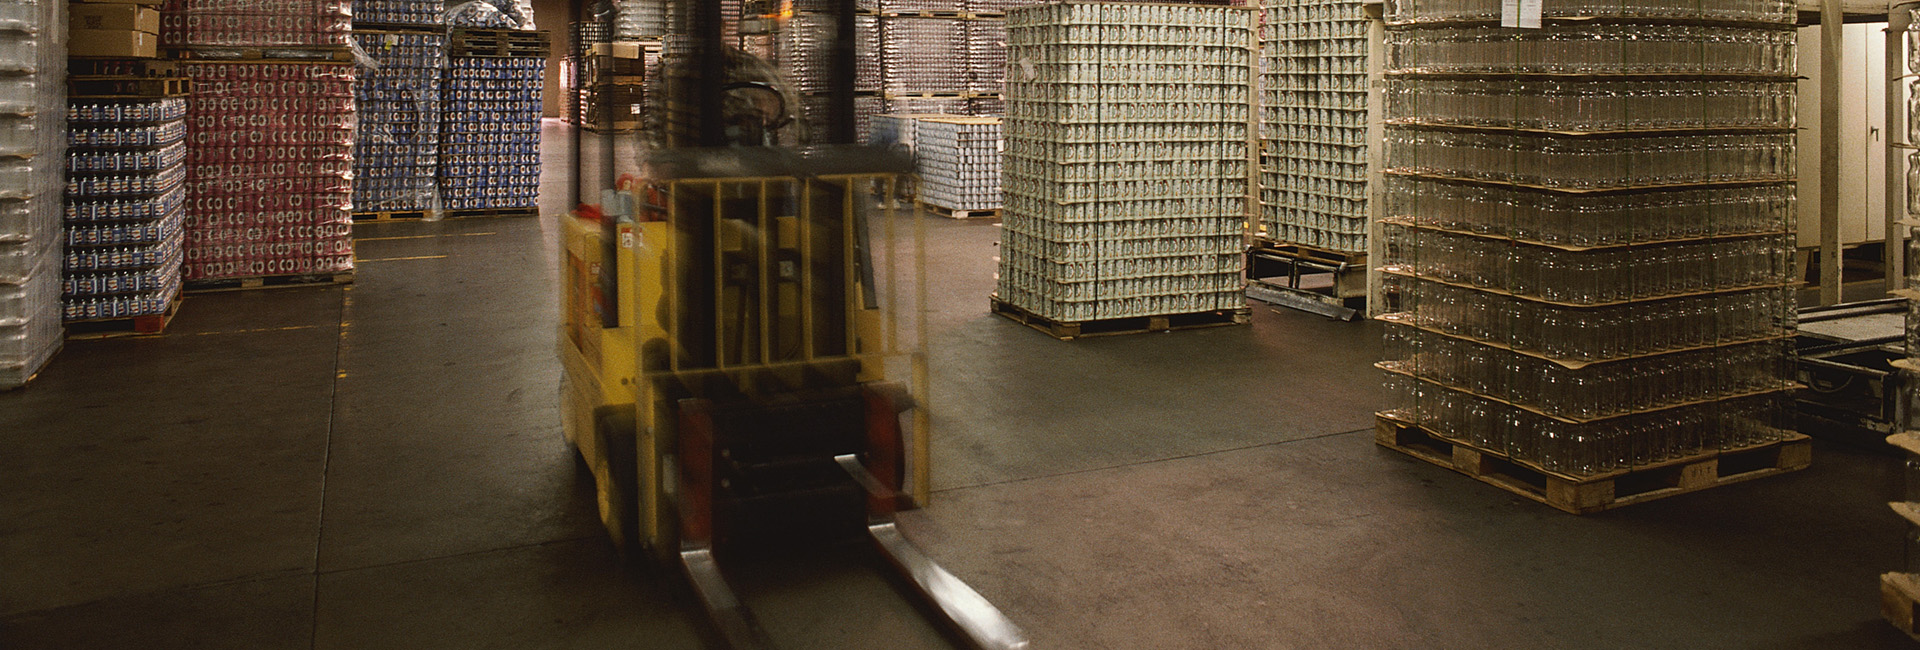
[1797,22,1894,248]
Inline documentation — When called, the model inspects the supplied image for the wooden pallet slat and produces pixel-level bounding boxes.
[68,77,190,98]
[444,207,538,219]
[1885,572,1920,642]
[1375,415,1812,514]
[350,210,430,222]
[165,47,356,63]
[990,296,1249,341]
[185,272,354,293]
[925,205,999,220]
[65,296,183,340]
[68,59,181,78]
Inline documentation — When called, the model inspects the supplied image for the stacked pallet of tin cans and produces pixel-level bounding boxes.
[1259,0,1368,253]
[779,8,882,141]
[159,0,352,50]
[179,59,355,283]
[63,90,186,329]
[441,29,548,215]
[352,30,446,217]
[0,0,63,388]
[1374,0,1807,511]
[994,2,1253,329]
[614,0,667,41]
[913,116,1000,214]
[356,0,445,28]
[165,0,355,285]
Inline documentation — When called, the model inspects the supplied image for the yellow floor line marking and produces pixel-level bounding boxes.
[356,232,497,242]
[192,325,324,336]
[355,254,449,263]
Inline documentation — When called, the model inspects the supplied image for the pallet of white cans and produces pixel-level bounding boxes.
[1259,0,1371,254]
[913,116,1001,214]
[993,2,1253,334]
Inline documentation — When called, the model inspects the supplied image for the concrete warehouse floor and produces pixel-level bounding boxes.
[0,122,1914,649]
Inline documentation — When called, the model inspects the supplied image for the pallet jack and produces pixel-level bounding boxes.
[558,2,1026,648]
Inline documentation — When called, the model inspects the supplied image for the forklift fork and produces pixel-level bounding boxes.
[673,389,1028,650]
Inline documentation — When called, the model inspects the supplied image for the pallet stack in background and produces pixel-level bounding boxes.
[575,40,648,134]
[992,2,1254,339]
[62,60,188,337]
[350,0,448,220]
[1258,0,1367,254]
[440,28,548,216]
[911,116,1000,217]
[0,0,64,389]
[161,0,355,287]
[1373,0,1807,512]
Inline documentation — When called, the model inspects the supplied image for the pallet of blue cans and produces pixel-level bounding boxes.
[63,95,190,337]
[352,29,447,218]
[439,54,543,216]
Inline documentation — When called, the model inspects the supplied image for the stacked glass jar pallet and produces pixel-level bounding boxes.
[1373,0,1809,513]
[914,116,1001,215]
[1259,0,1368,254]
[63,92,186,332]
[1884,7,1920,639]
[0,0,63,389]
[179,59,356,284]
[441,29,548,215]
[993,2,1253,337]
[352,29,447,218]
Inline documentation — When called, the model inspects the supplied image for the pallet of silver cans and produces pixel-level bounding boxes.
[912,116,1001,214]
[1260,0,1369,253]
[994,2,1254,329]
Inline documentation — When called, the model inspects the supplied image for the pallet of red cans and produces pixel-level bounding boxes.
[439,55,542,212]
[179,61,355,284]
[159,0,352,50]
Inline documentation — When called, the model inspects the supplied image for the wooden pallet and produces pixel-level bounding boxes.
[1885,572,1920,641]
[925,205,999,220]
[186,272,353,293]
[1375,416,1812,514]
[0,344,59,392]
[66,296,182,340]
[68,77,190,98]
[444,207,538,219]
[450,29,552,58]
[990,297,1250,341]
[1251,237,1367,267]
[69,59,180,77]
[350,22,450,34]
[166,47,355,62]
[351,210,430,222]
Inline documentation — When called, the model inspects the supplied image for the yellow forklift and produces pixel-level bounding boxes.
[558,2,1024,648]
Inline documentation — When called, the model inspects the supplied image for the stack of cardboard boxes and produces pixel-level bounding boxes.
[69,0,159,58]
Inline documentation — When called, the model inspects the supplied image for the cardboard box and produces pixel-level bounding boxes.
[69,4,159,33]
[74,0,165,6]
[69,29,158,58]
